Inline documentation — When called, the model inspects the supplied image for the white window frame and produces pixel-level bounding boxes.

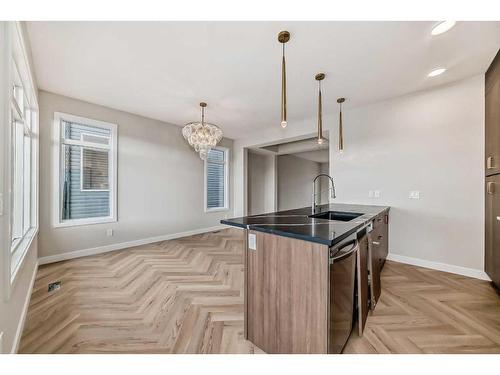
[204,146,229,213]
[53,112,118,228]
[1,22,39,298]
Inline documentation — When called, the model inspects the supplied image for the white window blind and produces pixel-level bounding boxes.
[81,148,109,191]
[205,147,228,211]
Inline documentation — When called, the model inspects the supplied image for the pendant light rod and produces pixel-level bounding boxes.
[337,98,345,151]
[315,73,325,144]
[278,31,290,129]
[200,102,207,125]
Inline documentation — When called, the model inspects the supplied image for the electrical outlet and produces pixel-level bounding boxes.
[106,229,113,237]
[248,233,256,250]
[374,190,381,198]
[368,190,374,198]
[409,190,420,199]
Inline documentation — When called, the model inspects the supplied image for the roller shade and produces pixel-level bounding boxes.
[206,148,226,209]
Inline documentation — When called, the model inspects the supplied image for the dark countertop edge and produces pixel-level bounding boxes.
[223,220,370,247]
[220,219,247,229]
[255,225,367,247]
[249,226,334,246]
[220,205,390,247]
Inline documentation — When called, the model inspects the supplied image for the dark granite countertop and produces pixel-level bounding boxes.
[221,203,390,247]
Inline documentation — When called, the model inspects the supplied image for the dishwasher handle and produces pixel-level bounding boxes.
[331,239,358,263]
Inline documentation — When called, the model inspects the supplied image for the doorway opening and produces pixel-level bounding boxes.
[246,135,330,215]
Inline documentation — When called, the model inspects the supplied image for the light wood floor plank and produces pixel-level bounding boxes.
[19,229,500,354]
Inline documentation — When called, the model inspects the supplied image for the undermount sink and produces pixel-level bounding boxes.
[309,211,363,222]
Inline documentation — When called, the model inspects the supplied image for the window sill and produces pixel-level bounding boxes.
[10,226,38,288]
[205,207,230,213]
[54,217,117,228]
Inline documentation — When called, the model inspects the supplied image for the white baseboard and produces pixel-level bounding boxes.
[38,225,227,266]
[387,253,491,281]
[11,260,38,353]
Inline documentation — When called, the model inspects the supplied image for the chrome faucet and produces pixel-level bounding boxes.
[312,174,336,214]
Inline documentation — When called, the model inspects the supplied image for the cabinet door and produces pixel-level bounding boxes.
[381,213,389,265]
[486,175,500,287]
[486,53,500,176]
[368,231,381,309]
[357,233,369,336]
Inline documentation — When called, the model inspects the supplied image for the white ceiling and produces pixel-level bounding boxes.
[27,21,500,139]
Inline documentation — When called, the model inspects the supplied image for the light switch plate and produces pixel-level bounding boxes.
[0,331,3,353]
[0,193,3,216]
[248,233,256,250]
[106,229,113,237]
[409,190,420,199]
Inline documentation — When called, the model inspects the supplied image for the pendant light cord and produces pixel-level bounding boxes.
[281,42,287,124]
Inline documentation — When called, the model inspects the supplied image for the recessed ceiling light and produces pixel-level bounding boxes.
[428,68,446,77]
[431,21,456,36]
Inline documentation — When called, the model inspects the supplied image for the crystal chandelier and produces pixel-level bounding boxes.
[182,102,223,160]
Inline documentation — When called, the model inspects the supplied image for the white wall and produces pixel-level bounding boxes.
[277,154,321,211]
[233,75,485,276]
[319,162,330,203]
[38,91,233,259]
[247,151,276,215]
[333,75,484,273]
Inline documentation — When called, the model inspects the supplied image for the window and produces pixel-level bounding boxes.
[205,147,229,212]
[53,113,117,227]
[5,22,39,287]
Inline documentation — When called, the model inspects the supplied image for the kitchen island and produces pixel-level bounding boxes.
[221,203,390,354]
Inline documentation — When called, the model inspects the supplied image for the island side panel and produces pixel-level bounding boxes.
[244,228,248,339]
[246,230,329,354]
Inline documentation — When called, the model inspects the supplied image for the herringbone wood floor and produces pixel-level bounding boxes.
[19,229,500,354]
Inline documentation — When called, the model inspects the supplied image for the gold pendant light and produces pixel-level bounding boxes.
[315,73,325,144]
[278,31,290,128]
[337,97,345,151]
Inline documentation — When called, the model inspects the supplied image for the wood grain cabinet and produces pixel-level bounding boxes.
[246,230,330,353]
[485,49,500,291]
[371,212,389,269]
[245,230,358,354]
[368,211,389,308]
[486,51,500,176]
[486,175,500,287]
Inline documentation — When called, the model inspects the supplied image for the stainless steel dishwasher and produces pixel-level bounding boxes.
[328,233,358,354]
